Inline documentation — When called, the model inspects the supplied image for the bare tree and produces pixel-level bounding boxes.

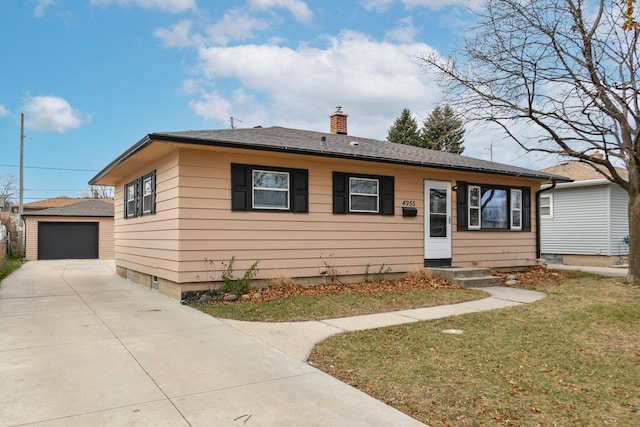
[0,174,17,211]
[419,0,640,282]
[78,185,114,199]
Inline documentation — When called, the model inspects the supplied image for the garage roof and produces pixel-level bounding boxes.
[22,200,114,217]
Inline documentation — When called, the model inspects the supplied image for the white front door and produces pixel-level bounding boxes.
[424,180,452,263]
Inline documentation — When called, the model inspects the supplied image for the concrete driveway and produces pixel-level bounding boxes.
[0,260,424,426]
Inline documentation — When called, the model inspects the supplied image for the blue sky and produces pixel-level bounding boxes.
[0,0,547,203]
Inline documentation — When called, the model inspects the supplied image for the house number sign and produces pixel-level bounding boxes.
[402,200,416,207]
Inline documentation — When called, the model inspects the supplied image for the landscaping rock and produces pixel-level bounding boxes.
[505,280,518,286]
[198,294,212,303]
[252,292,262,299]
[223,294,239,302]
[507,274,517,281]
[241,294,251,300]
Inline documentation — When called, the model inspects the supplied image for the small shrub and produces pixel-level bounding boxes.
[221,256,259,295]
[270,271,295,288]
[407,266,432,281]
[364,263,392,283]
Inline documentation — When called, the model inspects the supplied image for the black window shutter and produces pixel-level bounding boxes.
[150,170,157,214]
[135,178,142,217]
[380,176,395,215]
[292,169,309,213]
[123,184,128,219]
[456,181,468,231]
[231,164,250,211]
[333,172,347,214]
[522,187,531,231]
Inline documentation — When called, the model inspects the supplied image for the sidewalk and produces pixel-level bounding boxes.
[546,263,628,278]
[223,286,546,361]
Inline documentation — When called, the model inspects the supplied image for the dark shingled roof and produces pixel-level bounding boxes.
[22,200,114,217]
[90,126,571,184]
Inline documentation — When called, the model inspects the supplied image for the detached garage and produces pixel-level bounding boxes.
[23,200,114,261]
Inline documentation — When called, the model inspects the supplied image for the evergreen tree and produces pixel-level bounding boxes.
[420,105,465,154]
[386,108,422,147]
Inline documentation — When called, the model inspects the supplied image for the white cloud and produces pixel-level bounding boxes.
[22,95,91,133]
[386,16,418,42]
[247,0,313,23]
[32,0,55,17]
[205,9,270,46]
[154,20,201,47]
[401,0,483,10]
[188,31,442,139]
[361,0,394,12]
[90,0,196,13]
[154,11,269,48]
[0,105,9,117]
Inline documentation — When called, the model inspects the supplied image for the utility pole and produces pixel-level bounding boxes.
[485,141,493,162]
[18,113,24,256]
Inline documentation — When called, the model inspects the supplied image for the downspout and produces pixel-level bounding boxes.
[536,179,557,260]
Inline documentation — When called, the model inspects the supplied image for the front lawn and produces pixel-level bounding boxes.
[190,274,487,322]
[308,273,640,426]
[0,257,23,282]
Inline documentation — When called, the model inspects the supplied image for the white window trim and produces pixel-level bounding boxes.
[142,177,152,214]
[540,194,553,218]
[126,183,136,218]
[252,169,290,210]
[349,177,379,213]
[468,185,481,230]
[510,189,522,230]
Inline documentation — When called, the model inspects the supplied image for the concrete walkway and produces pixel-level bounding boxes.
[545,263,628,278]
[0,260,545,427]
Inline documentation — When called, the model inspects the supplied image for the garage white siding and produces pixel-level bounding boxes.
[609,184,630,255]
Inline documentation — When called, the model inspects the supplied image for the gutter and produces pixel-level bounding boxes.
[536,179,557,259]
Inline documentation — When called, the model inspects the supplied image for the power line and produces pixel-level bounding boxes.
[0,164,99,172]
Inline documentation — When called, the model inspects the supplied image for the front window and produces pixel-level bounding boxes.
[481,187,509,229]
[142,177,152,214]
[252,170,290,210]
[511,189,522,230]
[349,177,379,213]
[126,184,135,218]
[468,185,481,229]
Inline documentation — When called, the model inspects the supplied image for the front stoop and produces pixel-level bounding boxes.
[426,267,502,288]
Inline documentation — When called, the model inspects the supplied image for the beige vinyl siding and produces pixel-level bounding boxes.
[113,150,182,283]
[172,147,539,282]
[24,216,114,261]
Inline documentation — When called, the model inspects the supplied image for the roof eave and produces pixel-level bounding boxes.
[88,134,153,185]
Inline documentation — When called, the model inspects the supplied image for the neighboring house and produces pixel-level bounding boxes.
[89,109,568,299]
[23,199,115,260]
[539,161,629,267]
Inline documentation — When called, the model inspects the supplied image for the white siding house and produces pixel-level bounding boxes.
[540,162,629,267]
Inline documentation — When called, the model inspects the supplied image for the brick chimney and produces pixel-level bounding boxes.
[330,106,348,135]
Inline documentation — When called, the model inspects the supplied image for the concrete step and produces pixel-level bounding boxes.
[454,276,503,288]
[427,267,493,281]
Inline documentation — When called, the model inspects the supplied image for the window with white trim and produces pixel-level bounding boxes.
[124,170,156,219]
[456,182,530,231]
[142,176,153,214]
[252,170,290,210]
[349,177,379,213]
[540,194,553,218]
[126,183,136,218]
[468,185,481,229]
[511,189,522,230]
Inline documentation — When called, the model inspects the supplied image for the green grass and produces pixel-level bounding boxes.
[191,288,487,322]
[308,274,640,426]
[0,257,23,282]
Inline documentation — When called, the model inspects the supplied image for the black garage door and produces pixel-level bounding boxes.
[38,222,99,260]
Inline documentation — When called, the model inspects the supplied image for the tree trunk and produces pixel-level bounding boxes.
[627,190,640,284]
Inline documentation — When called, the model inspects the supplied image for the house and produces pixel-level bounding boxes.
[89,108,569,299]
[539,160,629,267]
[23,199,115,260]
